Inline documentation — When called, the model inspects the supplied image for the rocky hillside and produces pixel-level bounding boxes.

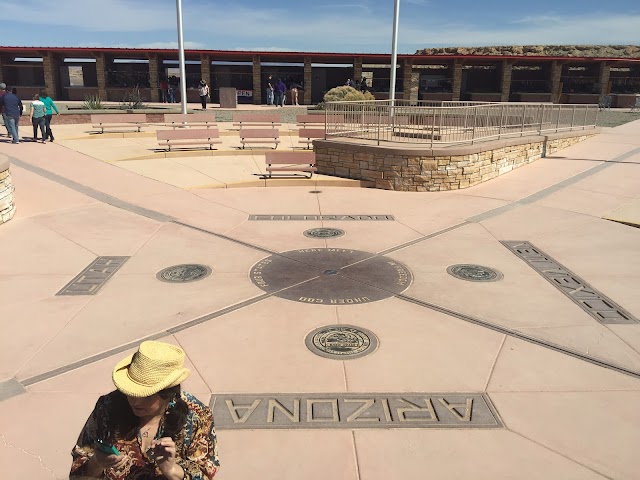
[415,45,640,58]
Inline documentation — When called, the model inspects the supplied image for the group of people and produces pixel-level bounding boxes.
[265,75,302,106]
[346,77,369,92]
[159,76,181,104]
[0,83,59,144]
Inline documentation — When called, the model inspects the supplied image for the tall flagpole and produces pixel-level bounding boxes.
[389,0,400,107]
[176,0,188,114]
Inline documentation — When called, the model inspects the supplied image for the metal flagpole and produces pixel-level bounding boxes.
[389,0,400,108]
[176,0,188,114]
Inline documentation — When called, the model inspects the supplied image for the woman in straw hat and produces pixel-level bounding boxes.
[70,341,219,479]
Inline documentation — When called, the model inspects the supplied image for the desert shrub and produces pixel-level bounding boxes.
[81,94,103,110]
[323,86,375,103]
[119,87,147,109]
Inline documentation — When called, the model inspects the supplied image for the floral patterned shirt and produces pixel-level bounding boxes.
[70,390,219,480]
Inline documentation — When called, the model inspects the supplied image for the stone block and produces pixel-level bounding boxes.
[361,169,384,180]
[376,179,394,190]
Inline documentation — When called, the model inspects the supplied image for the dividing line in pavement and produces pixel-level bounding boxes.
[9,157,175,223]
[396,294,640,380]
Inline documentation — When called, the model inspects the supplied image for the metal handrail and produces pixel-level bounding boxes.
[323,101,598,146]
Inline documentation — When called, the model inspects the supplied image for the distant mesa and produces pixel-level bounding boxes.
[415,45,640,58]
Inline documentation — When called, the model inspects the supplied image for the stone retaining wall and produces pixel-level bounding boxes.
[314,130,598,191]
[0,160,15,224]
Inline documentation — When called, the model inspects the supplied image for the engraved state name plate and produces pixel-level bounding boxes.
[211,393,503,430]
[250,248,413,305]
[305,325,378,359]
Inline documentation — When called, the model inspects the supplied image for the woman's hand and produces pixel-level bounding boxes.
[153,437,184,479]
[89,449,128,473]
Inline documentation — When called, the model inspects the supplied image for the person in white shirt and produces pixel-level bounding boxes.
[198,80,210,110]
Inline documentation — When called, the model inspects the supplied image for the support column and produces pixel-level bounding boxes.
[550,61,563,104]
[148,54,160,102]
[353,56,363,84]
[304,56,312,105]
[95,53,108,100]
[0,55,5,86]
[42,52,61,99]
[200,54,211,91]
[599,62,611,95]
[451,60,463,101]
[252,55,261,105]
[500,60,513,102]
[402,60,419,101]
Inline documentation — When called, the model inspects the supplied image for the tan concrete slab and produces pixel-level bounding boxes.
[0,392,98,479]
[389,223,597,329]
[221,219,328,252]
[0,296,91,382]
[216,430,358,480]
[175,297,349,394]
[0,218,96,274]
[354,429,606,480]
[450,157,599,202]
[319,220,423,253]
[33,202,162,256]
[533,186,635,218]
[193,186,323,215]
[487,337,640,392]
[604,197,640,227]
[336,298,505,392]
[0,274,72,309]
[608,324,640,353]
[480,204,596,240]
[570,163,640,198]
[124,190,248,234]
[490,391,640,479]
[114,157,225,189]
[16,272,264,381]
[9,165,97,220]
[172,155,268,183]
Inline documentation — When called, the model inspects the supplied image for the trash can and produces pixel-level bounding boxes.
[219,87,237,108]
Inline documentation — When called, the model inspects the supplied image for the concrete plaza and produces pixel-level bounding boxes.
[0,109,639,479]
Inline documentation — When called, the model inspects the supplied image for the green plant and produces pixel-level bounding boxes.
[323,86,375,103]
[119,87,147,110]
[81,94,103,110]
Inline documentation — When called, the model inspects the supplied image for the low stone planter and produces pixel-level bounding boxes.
[315,129,599,192]
[0,157,15,224]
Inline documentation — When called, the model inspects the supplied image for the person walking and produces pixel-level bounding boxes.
[274,78,286,107]
[160,78,169,103]
[0,86,23,143]
[290,81,301,106]
[69,341,220,479]
[265,75,274,106]
[198,80,210,110]
[29,94,47,143]
[38,90,59,142]
[0,82,10,137]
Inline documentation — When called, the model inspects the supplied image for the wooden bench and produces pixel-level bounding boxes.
[157,128,222,151]
[163,113,217,129]
[91,114,147,133]
[298,128,325,149]
[233,114,281,127]
[296,114,326,126]
[265,152,316,178]
[239,128,280,149]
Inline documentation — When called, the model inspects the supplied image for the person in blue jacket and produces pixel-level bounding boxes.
[274,78,286,107]
[39,90,59,142]
[0,86,23,143]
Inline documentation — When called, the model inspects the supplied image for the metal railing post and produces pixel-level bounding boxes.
[498,103,505,139]
[471,107,478,145]
[520,104,527,136]
[377,108,382,146]
[538,104,545,134]
[556,105,561,132]
[583,106,589,130]
[430,107,437,148]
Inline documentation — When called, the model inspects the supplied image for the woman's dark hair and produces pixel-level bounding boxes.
[107,385,189,441]
[40,90,49,98]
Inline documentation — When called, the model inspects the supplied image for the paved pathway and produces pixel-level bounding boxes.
[0,119,639,479]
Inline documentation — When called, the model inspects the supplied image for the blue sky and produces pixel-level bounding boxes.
[1,0,638,53]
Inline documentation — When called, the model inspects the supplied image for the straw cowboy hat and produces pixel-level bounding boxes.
[113,341,190,398]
